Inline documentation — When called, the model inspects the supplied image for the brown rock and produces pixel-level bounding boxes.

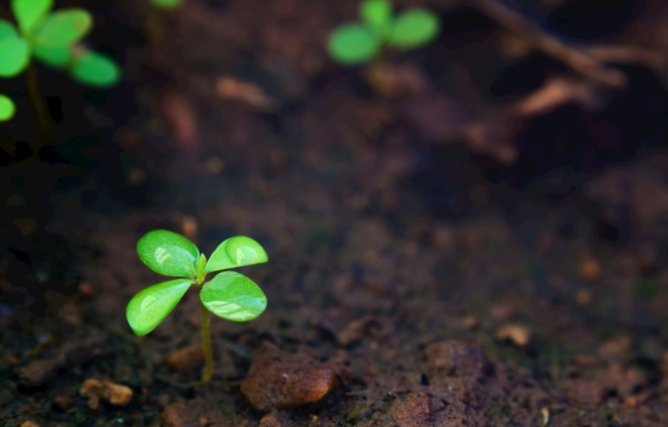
[79,379,133,408]
[390,392,431,427]
[52,395,74,412]
[423,341,485,378]
[259,412,284,427]
[497,324,531,347]
[240,346,341,412]
[166,345,204,371]
[20,422,40,427]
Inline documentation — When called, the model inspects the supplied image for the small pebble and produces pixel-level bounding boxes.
[578,258,601,282]
[259,413,284,427]
[166,345,204,371]
[52,395,74,412]
[497,324,531,347]
[80,379,133,408]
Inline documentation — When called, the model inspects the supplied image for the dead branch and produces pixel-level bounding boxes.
[471,0,627,88]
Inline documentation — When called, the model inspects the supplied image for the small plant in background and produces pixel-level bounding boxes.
[126,230,268,382]
[145,0,184,43]
[327,0,440,65]
[0,0,120,127]
[0,95,16,121]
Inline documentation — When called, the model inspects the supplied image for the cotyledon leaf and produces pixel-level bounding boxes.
[327,23,381,65]
[126,278,193,336]
[200,272,267,322]
[11,0,53,35]
[137,230,200,278]
[387,8,440,49]
[204,236,268,273]
[32,9,92,47]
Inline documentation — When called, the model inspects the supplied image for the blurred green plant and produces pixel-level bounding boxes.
[327,0,440,65]
[0,0,120,127]
[126,230,268,382]
[0,95,16,121]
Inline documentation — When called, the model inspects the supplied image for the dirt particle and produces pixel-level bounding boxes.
[463,316,480,329]
[599,336,632,361]
[78,282,94,298]
[490,303,517,321]
[578,257,601,282]
[568,380,606,406]
[390,391,431,427]
[497,324,531,347]
[624,393,650,408]
[181,216,198,241]
[52,395,74,412]
[337,315,377,346]
[166,345,204,371]
[79,378,133,408]
[259,412,284,427]
[423,341,485,378]
[575,289,592,306]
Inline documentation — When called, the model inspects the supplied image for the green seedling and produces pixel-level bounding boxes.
[0,0,120,126]
[126,230,268,382]
[0,95,16,121]
[327,0,440,65]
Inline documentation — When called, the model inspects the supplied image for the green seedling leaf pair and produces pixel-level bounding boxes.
[0,0,120,89]
[126,230,269,336]
[328,0,440,65]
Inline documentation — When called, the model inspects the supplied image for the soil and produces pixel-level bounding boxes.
[2,0,668,426]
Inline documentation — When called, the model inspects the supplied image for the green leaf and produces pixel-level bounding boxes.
[0,36,30,77]
[150,0,183,9]
[32,9,92,47]
[12,0,53,35]
[387,9,440,49]
[33,44,71,68]
[70,50,120,87]
[327,23,381,65]
[360,0,392,31]
[137,230,200,278]
[0,95,16,121]
[204,236,268,274]
[200,272,267,322]
[0,20,19,40]
[126,278,193,336]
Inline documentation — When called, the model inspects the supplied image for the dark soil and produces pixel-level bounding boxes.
[3,0,668,426]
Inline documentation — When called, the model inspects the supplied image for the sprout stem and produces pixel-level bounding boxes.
[26,62,51,134]
[145,7,167,44]
[199,297,214,382]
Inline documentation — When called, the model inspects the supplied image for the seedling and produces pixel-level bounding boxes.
[126,230,268,382]
[0,95,16,121]
[0,0,120,126]
[327,0,440,65]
